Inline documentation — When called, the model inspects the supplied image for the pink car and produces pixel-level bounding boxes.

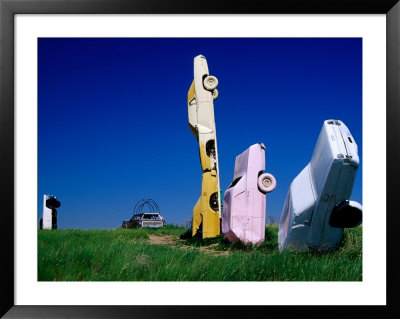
[222,143,276,244]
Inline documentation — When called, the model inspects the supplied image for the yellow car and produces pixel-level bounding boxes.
[187,55,221,238]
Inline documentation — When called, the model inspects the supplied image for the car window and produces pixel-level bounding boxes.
[143,214,161,220]
[228,176,242,189]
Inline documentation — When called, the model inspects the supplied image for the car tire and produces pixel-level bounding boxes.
[212,89,219,100]
[258,173,277,194]
[203,75,218,91]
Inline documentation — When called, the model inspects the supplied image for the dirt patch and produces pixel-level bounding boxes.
[147,234,229,256]
[148,234,178,246]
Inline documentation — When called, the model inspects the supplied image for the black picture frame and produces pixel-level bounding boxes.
[1,0,399,318]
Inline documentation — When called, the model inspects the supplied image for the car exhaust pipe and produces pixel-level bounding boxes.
[329,200,362,228]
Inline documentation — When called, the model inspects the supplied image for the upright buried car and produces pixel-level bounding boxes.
[187,55,221,238]
[278,120,362,251]
[40,194,61,230]
[222,143,276,244]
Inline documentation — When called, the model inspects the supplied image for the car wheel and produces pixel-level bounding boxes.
[258,173,276,194]
[209,192,219,212]
[203,75,218,91]
[212,89,219,100]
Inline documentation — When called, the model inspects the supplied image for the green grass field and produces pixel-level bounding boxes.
[38,225,362,281]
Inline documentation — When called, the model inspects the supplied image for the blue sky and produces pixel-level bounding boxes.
[38,38,362,229]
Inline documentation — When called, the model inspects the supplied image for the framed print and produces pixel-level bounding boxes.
[1,0,399,318]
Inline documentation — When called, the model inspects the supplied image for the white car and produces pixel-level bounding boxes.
[122,199,166,229]
[122,213,166,229]
[278,120,362,251]
[40,194,61,230]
